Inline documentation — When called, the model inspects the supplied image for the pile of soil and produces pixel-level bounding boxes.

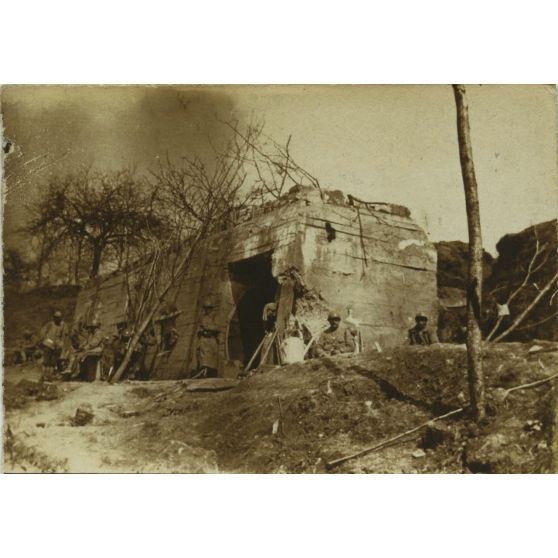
[4,343,557,473]
[112,345,558,473]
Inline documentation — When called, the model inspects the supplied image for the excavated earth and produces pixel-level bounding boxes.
[3,343,557,473]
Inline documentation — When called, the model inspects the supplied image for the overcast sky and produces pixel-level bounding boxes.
[2,84,556,254]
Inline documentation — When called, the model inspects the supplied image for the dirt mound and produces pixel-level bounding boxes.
[4,377,61,410]
[117,344,557,473]
[4,344,556,473]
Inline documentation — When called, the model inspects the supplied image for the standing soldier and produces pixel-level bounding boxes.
[260,302,278,365]
[196,298,220,378]
[40,310,70,378]
[408,313,439,346]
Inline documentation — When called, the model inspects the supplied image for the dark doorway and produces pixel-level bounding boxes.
[227,253,277,367]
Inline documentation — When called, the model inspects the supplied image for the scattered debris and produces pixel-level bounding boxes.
[412,449,426,458]
[529,345,544,353]
[185,379,239,392]
[524,420,542,433]
[71,404,95,426]
[118,409,140,418]
[37,383,59,401]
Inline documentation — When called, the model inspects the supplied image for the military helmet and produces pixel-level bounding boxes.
[53,310,63,318]
[415,312,428,321]
[90,319,101,328]
[328,311,341,321]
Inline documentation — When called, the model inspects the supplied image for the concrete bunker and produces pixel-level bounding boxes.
[74,187,439,380]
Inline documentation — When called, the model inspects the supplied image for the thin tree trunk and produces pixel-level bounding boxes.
[74,238,82,284]
[110,234,203,383]
[91,243,103,278]
[453,84,485,423]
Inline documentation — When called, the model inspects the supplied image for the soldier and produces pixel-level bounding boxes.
[408,313,439,346]
[260,302,278,365]
[78,320,104,381]
[40,310,70,377]
[109,327,132,379]
[65,320,104,380]
[134,325,158,380]
[313,311,353,357]
[196,298,220,378]
[23,329,38,361]
[14,329,37,364]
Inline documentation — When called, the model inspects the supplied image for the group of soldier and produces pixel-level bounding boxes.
[16,302,437,381]
[19,310,162,382]
[311,309,437,358]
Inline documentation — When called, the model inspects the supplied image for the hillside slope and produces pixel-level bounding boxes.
[4,343,556,473]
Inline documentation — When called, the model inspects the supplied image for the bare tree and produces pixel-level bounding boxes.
[3,248,30,291]
[111,124,267,382]
[486,226,553,341]
[109,234,206,383]
[107,121,323,382]
[491,270,558,343]
[223,120,322,201]
[24,168,164,279]
[453,84,485,423]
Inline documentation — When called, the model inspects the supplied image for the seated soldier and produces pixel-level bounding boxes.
[14,329,38,364]
[40,310,70,378]
[23,329,38,361]
[65,321,104,380]
[408,313,439,346]
[313,312,353,357]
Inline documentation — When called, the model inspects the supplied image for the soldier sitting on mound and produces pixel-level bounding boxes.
[408,313,439,346]
[313,312,353,357]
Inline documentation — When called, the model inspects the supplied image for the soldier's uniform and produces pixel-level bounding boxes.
[408,313,439,346]
[314,313,353,357]
[40,312,70,370]
[67,322,104,380]
[197,314,220,377]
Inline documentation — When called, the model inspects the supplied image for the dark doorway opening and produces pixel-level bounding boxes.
[227,253,278,367]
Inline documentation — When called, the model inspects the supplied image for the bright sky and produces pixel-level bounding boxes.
[2,85,557,254]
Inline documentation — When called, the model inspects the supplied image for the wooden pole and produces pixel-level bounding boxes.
[326,407,465,469]
[452,84,486,423]
[244,334,267,372]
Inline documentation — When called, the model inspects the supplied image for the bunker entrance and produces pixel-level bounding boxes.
[227,253,278,367]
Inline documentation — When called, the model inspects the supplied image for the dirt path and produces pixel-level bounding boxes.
[3,363,219,472]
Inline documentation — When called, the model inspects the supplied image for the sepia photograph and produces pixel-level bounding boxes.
[1,84,557,474]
